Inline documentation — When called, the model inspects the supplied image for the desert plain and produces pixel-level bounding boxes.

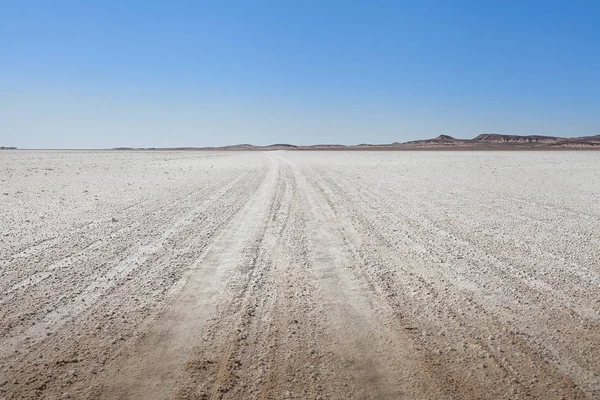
[1,150,599,399]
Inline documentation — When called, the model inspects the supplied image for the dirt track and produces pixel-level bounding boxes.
[1,150,599,399]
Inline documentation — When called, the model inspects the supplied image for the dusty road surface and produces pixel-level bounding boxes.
[1,150,599,399]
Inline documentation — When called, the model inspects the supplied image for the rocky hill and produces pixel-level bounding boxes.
[473,134,560,143]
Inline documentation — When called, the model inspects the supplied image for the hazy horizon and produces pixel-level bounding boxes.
[2,1,599,149]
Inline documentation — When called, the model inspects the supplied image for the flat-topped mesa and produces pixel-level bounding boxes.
[576,134,600,142]
[473,134,561,143]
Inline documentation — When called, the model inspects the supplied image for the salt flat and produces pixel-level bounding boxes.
[1,150,599,399]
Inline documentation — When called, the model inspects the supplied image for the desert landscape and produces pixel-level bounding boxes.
[1,150,600,399]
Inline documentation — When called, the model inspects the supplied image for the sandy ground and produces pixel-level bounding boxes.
[1,150,599,399]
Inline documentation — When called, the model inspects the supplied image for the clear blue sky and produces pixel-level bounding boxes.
[2,1,599,148]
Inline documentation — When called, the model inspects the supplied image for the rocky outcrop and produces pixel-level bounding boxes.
[473,134,561,143]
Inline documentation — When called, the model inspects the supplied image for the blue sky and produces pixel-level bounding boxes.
[2,1,599,148]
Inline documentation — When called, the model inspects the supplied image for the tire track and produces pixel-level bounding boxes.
[1,170,245,302]
[298,157,594,398]
[279,156,451,399]
[90,155,280,400]
[0,155,269,399]
[0,167,257,358]
[2,150,599,400]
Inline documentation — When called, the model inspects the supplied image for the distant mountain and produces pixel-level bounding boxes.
[406,134,462,144]
[473,134,561,143]
[472,134,600,147]
[393,133,600,149]
[110,133,600,151]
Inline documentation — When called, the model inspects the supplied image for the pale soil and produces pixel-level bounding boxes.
[1,150,599,399]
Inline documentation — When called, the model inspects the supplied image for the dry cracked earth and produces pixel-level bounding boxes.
[1,150,599,399]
